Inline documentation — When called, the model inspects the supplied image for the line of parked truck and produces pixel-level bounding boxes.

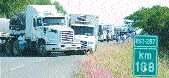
[98,24,142,42]
[0,5,99,56]
[0,5,142,56]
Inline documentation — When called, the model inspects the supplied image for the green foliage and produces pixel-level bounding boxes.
[32,0,51,5]
[125,5,169,51]
[53,1,67,14]
[0,0,66,18]
[0,0,33,18]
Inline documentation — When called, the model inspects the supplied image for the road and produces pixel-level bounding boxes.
[0,53,85,78]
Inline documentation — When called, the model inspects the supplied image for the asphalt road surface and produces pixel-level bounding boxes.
[0,53,85,78]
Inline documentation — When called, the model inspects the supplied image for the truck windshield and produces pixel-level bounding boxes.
[71,26,94,36]
[43,17,65,26]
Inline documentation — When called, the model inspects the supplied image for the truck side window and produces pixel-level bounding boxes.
[37,18,42,26]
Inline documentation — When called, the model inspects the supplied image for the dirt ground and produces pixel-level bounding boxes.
[75,39,169,78]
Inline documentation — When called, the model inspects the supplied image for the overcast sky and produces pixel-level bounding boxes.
[52,0,169,25]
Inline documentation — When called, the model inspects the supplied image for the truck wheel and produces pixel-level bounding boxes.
[37,40,47,56]
[88,48,96,54]
[64,51,71,56]
[86,49,93,54]
[12,40,22,56]
[83,50,88,55]
[5,40,13,56]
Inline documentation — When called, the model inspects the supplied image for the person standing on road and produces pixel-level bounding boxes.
[0,39,2,55]
[106,30,110,42]
[117,35,121,43]
[18,33,26,54]
[123,34,127,40]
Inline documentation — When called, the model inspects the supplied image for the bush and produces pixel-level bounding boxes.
[125,5,169,53]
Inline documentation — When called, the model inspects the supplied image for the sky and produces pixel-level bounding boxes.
[51,0,169,26]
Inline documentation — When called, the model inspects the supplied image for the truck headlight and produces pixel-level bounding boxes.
[88,41,94,44]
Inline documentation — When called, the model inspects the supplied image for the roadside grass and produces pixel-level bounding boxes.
[74,40,169,78]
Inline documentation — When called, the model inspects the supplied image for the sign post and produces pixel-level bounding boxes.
[133,35,158,77]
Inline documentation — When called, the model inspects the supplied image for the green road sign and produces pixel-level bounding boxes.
[134,35,158,48]
[133,35,158,77]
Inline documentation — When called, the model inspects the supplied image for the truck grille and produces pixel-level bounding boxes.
[61,31,73,43]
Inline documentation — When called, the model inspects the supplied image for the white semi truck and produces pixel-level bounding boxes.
[69,14,99,52]
[1,5,81,56]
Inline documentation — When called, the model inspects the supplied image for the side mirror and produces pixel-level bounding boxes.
[33,18,37,27]
[37,18,42,26]
[43,27,47,34]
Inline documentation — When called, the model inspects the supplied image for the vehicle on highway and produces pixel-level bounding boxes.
[69,14,99,53]
[0,5,82,56]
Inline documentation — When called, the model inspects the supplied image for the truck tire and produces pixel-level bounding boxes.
[37,39,47,56]
[86,47,96,54]
[5,39,22,56]
[64,51,72,55]
[12,40,22,56]
[85,49,93,54]
[30,41,38,55]
[5,39,15,56]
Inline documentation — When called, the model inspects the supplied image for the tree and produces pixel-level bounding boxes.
[125,5,169,51]
[33,0,51,5]
[0,0,66,18]
[53,1,66,14]
[0,0,33,18]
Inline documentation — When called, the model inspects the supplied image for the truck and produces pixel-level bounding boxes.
[69,14,99,53]
[1,5,82,56]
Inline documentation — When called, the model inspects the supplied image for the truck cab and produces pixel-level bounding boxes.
[9,5,81,56]
[69,14,99,52]
[26,5,81,53]
[32,16,81,51]
[71,24,97,51]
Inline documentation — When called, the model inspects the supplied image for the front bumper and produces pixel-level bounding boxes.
[46,43,82,52]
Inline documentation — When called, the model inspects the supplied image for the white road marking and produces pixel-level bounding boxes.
[10,64,25,71]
